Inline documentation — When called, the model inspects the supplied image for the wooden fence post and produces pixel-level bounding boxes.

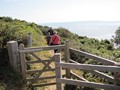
[19,44,26,78]
[7,41,18,68]
[65,41,71,78]
[114,63,120,85]
[55,53,62,90]
[27,32,32,47]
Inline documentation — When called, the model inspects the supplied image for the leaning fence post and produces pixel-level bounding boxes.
[19,44,26,79]
[54,53,62,90]
[7,41,18,69]
[114,63,120,85]
[65,41,71,78]
[27,32,32,47]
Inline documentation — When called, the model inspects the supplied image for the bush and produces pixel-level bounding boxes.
[64,84,77,90]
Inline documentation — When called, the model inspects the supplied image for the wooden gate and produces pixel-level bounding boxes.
[18,44,66,89]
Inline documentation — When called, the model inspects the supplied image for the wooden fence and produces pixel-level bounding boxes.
[54,48,120,90]
[7,41,120,90]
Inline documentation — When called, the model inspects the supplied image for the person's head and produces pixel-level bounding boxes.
[53,31,57,34]
[47,32,50,35]
[49,27,52,30]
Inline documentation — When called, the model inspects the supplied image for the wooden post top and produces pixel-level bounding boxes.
[7,40,17,43]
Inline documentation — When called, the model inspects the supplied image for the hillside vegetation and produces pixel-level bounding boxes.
[0,17,120,89]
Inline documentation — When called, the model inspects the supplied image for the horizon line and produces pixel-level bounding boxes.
[39,20,120,24]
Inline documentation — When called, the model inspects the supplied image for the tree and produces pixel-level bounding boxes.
[112,27,120,48]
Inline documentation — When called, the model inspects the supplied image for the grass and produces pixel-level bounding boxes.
[0,62,25,90]
[0,48,25,90]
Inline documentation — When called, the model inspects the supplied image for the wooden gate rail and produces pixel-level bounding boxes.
[70,71,89,82]
[54,53,120,90]
[19,45,65,53]
[57,78,120,90]
[70,59,115,83]
[57,62,120,73]
[70,48,116,65]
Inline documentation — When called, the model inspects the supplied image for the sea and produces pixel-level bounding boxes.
[40,21,120,40]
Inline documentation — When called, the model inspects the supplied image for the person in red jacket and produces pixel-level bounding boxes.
[49,31,60,53]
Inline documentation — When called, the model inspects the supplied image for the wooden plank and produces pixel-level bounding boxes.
[18,45,65,53]
[26,74,66,82]
[26,60,40,64]
[64,41,71,78]
[26,68,55,73]
[26,75,56,81]
[19,48,43,53]
[70,71,89,82]
[57,62,120,72]
[89,70,115,83]
[29,52,42,61]
[32,82,56,87]
[27,76,55,81]
[70,59,80,64]
[19,44,26,78]
[26,59,54,64]
[24,45,65,50]
[70,48,116,65]
[57,78,120,90]
[70,59,115,83]
[54,53,62,90]
[31,45,65,51]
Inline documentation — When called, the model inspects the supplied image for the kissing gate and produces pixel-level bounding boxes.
[7,41,120,90]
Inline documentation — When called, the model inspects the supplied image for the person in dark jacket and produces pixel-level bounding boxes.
[47,27,54,36]
[45,32,51,45]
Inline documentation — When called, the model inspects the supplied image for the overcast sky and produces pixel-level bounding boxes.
[0,0,120,23]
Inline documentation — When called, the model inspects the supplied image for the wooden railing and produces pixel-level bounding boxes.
[7,41,120,90]
[54,48,120,90]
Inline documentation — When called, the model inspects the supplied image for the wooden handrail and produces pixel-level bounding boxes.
[56,62,120,72]
[70,48,116,65]
[18,45,65,53]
